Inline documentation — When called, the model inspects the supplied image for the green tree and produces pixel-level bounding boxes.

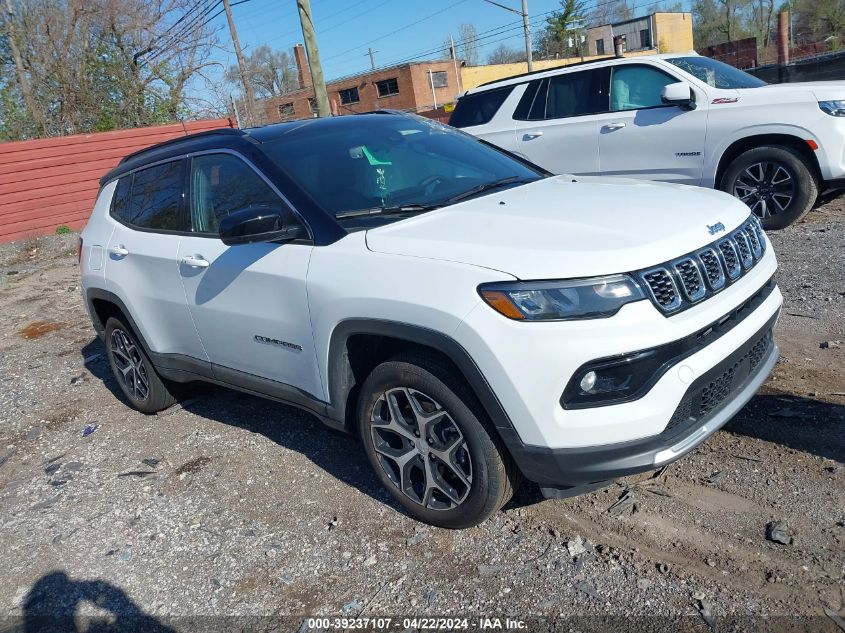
[535,0,588,58]
[225,45,300,99]
[0,0,217,141]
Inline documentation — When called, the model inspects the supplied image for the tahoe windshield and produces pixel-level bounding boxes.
[261,115,543,229]
[667,56,767,89]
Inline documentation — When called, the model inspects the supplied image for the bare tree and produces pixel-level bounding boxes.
[487,43,526,64]
[0,0,219,140]
[225,45,300,99]
[458,23,479,66]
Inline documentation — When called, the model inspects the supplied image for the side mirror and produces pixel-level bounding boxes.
[661,81,695,109]
[218,206,308,246]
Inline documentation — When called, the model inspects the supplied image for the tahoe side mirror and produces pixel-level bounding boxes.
[661,81,695,109]
[218,206,308,246]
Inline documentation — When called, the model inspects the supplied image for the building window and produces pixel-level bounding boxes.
[308,97,318,115]
[595,39,605,55]
[640,29,650,49]
[430,71,448,88]
[277,102,295,120]
[339,87,359,105]
[376,77,399,97]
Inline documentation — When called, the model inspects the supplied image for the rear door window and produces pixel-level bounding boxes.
[449,86,514,128]
[544,67,611,119]
[113,160,189,232]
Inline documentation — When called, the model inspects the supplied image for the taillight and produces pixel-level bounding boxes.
[77,237,83,264]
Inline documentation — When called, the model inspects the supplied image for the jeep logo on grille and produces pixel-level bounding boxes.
[707,222,726,235]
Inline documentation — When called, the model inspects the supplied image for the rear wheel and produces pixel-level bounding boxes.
[720,145,817,230]
[358,354,518,528]
[104,316,176,414]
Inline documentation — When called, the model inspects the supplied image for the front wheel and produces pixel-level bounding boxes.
[720,145,818,230]
[357,354,519,528]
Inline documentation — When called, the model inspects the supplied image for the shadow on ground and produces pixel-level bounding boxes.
[726,393,845,463]
[80,338,399,514]
[19,571,174,632]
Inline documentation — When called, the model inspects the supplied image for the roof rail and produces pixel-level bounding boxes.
[118,127,246,165]
[475,56,616,89]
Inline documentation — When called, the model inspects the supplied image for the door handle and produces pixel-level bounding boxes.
[602,122,626,131]
[522,132,543,140]
[109,245,129,257]
[181,255,210,268]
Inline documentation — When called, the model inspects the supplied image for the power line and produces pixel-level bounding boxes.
[144,0,257,68]
[322,0,473,63]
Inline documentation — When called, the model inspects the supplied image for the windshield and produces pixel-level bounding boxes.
[261,115,543,228]
[667,56,767,89]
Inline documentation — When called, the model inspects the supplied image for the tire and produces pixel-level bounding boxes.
[104,316,176,414]
[720,145,818,230]
[357,353,519,529]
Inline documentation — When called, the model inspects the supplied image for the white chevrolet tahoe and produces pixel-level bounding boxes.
[80,113,782,528]
[450,53,845,229]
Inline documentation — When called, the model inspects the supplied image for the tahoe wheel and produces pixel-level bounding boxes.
[358,354,519,528]
[721,145,818,230]
[104,316,176,414]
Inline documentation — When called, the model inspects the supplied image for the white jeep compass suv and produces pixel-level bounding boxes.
[451,53,845,229]
[80,113,782,528]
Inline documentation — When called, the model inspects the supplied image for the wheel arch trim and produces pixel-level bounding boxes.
[708,127,821,189]
[325,319,521,443]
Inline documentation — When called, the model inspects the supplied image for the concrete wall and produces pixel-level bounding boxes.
[0,119,234,242]
[654,12,694,53]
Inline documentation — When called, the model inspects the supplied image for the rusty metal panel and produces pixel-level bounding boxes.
[0,118,234,242]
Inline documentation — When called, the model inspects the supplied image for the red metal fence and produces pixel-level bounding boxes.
[0,118,234,243]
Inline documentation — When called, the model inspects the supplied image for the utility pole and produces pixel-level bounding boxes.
[365,47,378,70]
[3,0,47,135]
[223,0,256,126]
[521,0,533,71]
[481,0,533,71]
[449,35,463,95]
[297,0,331,117]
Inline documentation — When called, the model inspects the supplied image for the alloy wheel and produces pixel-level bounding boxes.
[733,161,795,219]
[110,328,150,402]
[370,387,472,511]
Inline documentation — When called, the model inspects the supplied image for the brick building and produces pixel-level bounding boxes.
[256,45,461,123]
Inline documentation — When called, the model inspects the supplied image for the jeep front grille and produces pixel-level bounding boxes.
[638,215,767,315]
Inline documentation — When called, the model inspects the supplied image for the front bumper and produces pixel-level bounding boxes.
[510,312,779,488]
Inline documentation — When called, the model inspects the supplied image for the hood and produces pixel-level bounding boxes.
[747,81,845,101]
[365,176,751,280]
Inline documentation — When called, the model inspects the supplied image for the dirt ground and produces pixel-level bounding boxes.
[0,199,843,632]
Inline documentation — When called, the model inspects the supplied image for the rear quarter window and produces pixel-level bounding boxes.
[109,177,132,223]
[449,86,514,128]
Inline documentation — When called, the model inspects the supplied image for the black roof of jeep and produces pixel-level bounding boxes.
[100,111,411,186]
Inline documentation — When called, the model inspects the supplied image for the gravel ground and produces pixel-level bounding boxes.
[0,200,843,632]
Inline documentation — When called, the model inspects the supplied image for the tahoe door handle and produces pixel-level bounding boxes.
[602,122,626,131]
[109,245,129,257]
[522,132,543,140]
[181,255,209,268]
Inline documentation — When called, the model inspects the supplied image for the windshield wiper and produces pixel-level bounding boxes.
[442,176,538,205]
[335,203,439,219]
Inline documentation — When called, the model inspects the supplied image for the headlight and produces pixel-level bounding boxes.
[819,100,845,116]
[478,274,646,321]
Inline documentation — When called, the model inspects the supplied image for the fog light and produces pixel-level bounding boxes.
[579,371,597,393]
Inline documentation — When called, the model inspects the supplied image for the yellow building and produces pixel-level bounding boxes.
[459,12,693,92]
